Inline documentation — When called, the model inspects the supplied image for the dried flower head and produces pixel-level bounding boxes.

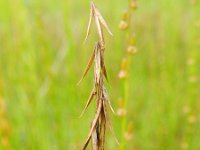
[78,2,118,149]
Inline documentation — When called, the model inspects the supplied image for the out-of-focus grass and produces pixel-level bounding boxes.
[0,0,200,149]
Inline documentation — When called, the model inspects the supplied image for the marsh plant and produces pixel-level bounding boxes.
[78,2,118,150]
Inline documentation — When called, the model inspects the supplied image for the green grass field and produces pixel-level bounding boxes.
[0,0,200,149]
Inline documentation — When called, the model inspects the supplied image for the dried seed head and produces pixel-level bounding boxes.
[127,45,137,55]
[118,70,127,79]
[117,98,127,117]
[117,107,127,117]
[81,2,116,149]
[119,20,129,30]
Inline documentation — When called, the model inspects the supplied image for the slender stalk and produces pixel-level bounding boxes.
[120,66,130,149]
[118,0,138,149]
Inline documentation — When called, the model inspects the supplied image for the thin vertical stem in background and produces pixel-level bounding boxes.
[78,2,117,150]
[118,0,138,149]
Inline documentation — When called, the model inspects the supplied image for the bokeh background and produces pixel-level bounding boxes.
[0,0,200,149]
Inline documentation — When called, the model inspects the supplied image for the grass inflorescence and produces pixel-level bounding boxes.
[78,2,118,150]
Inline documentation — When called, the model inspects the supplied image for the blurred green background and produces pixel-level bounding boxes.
[0,0,200,149]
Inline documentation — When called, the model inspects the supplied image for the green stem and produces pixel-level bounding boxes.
[120,55,131,150]
[120,0,134,148]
